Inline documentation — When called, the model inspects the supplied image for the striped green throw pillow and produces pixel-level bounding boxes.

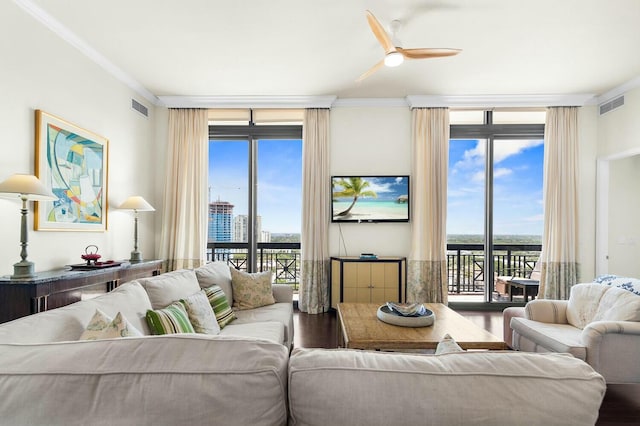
[203,285,236,329]
[146,301,195,335]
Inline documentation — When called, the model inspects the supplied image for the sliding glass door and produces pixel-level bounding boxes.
[447,111,545,305]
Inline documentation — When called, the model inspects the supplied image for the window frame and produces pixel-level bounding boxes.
[449,111,545,305]
[209,114,302,272]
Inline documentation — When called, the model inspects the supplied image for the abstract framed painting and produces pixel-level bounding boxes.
[34,110,109,231]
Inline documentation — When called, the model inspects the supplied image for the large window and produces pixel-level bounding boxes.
[447,110,544,304]
[208,109,303,284]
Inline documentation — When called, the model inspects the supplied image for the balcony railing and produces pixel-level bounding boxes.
[207,242,301,291]
[446,243,542,295]
[207,242,541,297]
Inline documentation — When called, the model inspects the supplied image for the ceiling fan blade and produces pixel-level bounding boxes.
[398,47,461,59]
[356,59,385,82]
[365,10,395,54]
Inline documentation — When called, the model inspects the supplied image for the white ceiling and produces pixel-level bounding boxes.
[21,0,640,105]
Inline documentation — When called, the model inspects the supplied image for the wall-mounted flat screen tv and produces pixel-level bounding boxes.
[331,175,410,223]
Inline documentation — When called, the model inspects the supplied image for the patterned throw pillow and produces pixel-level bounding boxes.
[146,302,195,335]
[80,309,143,340]
[435,333,464,355]
[230,268,275,310]
[180,290,221,335]
[203,285,236,329]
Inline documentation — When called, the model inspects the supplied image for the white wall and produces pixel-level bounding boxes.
[0,2,157,276]
[329,106,412,258]
[608,154,640,275]
[598,87,640,158]
[577,106,599,281]
[596,86,640,277]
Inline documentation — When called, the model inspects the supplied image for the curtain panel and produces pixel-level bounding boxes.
[407,108,449,303]
[299,109,330,314]
[539,106,580,299]
[159,108,209,271]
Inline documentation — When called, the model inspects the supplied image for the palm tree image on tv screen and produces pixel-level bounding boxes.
[331,176,409,223]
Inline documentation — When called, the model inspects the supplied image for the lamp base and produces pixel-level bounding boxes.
[129,251,142,263]
[12,260,35,279]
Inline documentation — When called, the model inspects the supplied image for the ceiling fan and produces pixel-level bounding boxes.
[357,10,461,82]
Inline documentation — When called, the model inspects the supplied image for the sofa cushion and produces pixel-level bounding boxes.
[180,290,220,335]
[146,302,195,335]
[218,321,285,346]
[195,261,233,301]
[566,283,610,329]
[288,349,605,426]
[0,336,289,426]
[233,302,294,348]
[230,268,275,310]
[592,286,640,322]
[80,309,143,340]
[0,281,152,343]
[138,269,200,309]
[203,285,236,329]
[511,317,586,360]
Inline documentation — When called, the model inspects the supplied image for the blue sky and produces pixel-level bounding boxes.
[447,139,544,236]
[209,140,302,234]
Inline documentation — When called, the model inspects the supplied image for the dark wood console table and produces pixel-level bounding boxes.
[0,259,162,324]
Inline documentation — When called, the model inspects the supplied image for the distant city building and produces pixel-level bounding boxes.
[261,230,271,243]
[208,200,234,242]
[233,215,248,242]
[233,214,263,242]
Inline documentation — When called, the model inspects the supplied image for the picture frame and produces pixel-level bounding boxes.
[34,110,109,231]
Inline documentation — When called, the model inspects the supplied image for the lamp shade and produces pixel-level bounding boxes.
[0,174,56,201]
[118,196,155,211]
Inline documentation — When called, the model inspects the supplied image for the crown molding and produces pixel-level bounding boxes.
[157,95,337,109]
[596,76,640,105]
[14,0,161,106]
[406,94,597,108]
[331,98,409,108]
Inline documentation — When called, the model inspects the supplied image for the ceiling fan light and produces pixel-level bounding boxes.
[384,51,404,67]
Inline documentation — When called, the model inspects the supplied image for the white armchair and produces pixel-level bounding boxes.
[508,279,640,383]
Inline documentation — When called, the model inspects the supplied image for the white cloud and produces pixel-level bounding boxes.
[493,168,512,179]
[494,140,543,163]
[366,181,393,193]
[454,139,543,172]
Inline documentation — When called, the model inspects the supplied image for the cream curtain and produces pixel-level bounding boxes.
[299,109,330,314]
[407,108,449,303]
[159,109,209,271]
[538,106,580,299]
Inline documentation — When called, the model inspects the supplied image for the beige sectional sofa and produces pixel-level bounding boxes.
[506,276,640,383]
[0,262,607,425]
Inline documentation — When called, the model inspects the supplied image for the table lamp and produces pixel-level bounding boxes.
[118,196,155,263]
[0,174,57,278]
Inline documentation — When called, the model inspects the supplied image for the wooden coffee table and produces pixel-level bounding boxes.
[337,303,507,351]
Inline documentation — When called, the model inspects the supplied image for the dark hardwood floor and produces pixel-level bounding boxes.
[293,308,640,425]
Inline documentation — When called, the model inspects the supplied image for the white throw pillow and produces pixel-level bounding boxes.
[592,286,640,322]
[138,269,200,309]
[80,309,143,340]
[435,333,464,355]
[181,290,221,335]
[566,283,610,329]
[195,261,234,301]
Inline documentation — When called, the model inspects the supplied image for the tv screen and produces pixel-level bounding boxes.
[331,175,410,223]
